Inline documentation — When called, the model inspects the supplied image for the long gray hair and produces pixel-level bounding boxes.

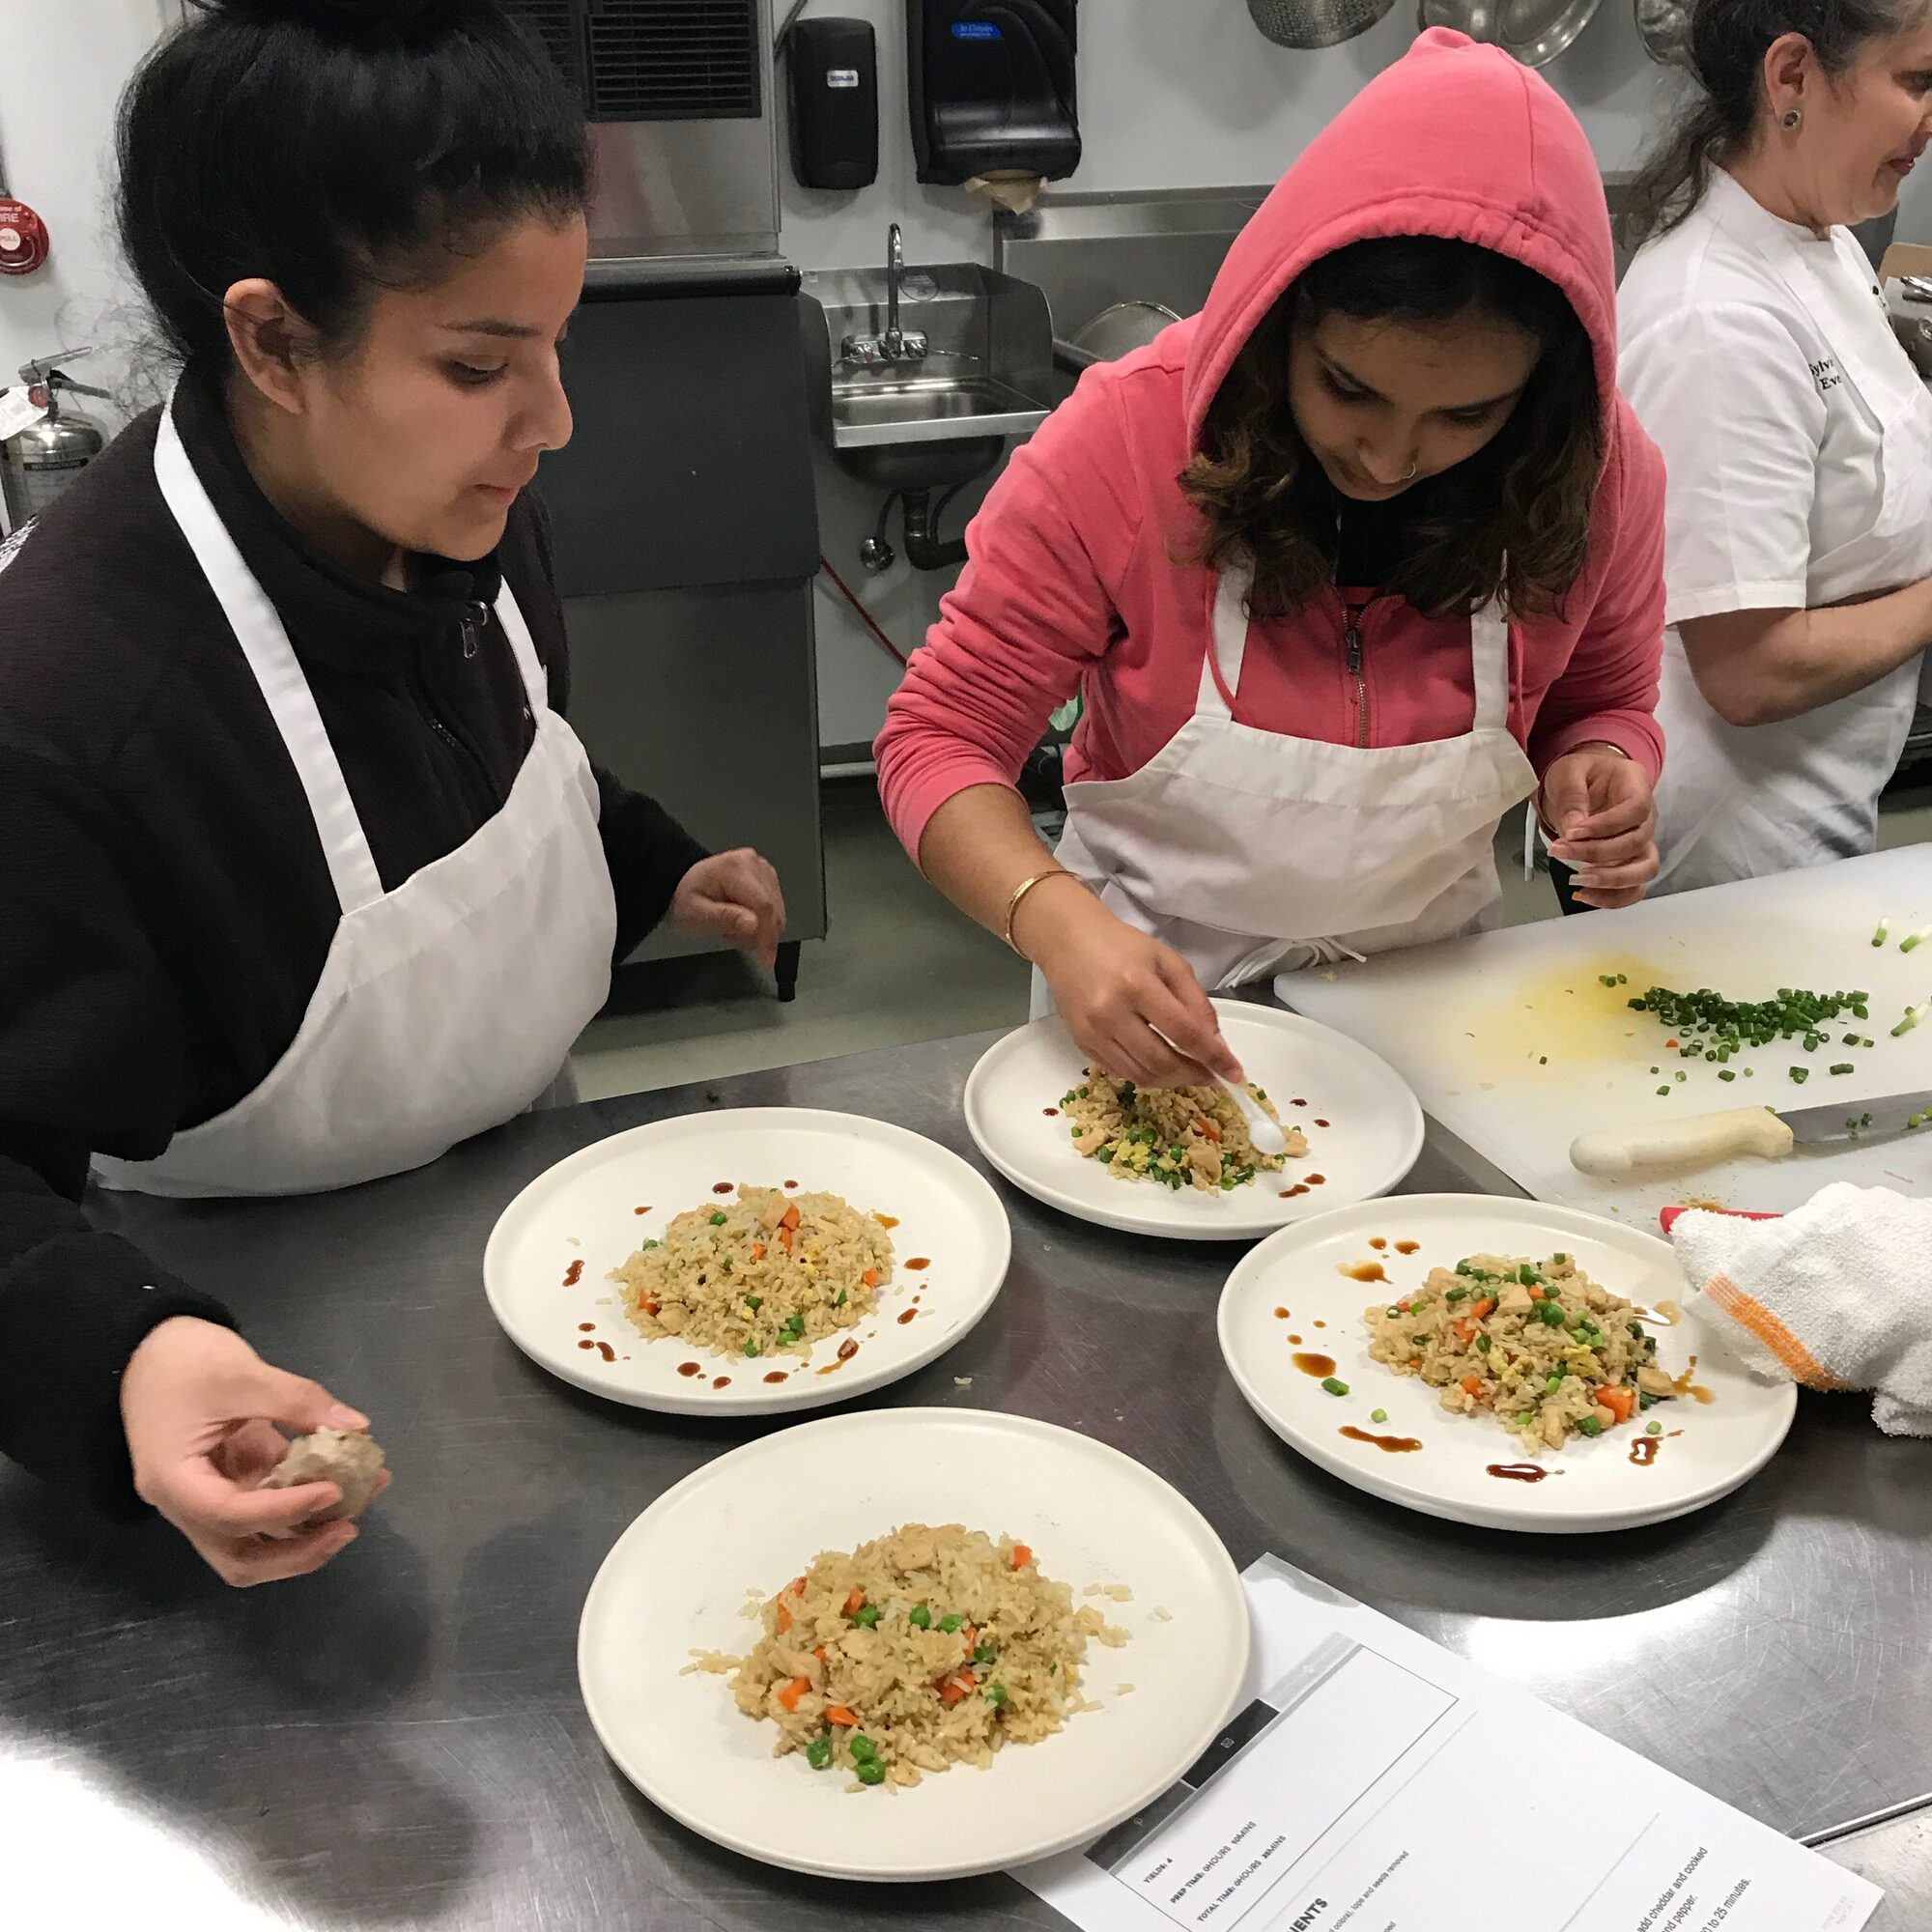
[1621,0,1927,247]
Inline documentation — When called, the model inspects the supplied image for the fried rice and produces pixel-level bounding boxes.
[611,1185,892,1362]
[715,1523,1126,1788]
[1060,1069,1303,1192]
[1364,1251,1679,1451]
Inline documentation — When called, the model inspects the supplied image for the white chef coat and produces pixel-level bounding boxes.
[1618,168,1932,892]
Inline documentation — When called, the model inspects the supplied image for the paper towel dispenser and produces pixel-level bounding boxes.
[907,1,1079,189]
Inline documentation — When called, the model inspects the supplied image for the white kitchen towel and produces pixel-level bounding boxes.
[1671,1182,1932,1436]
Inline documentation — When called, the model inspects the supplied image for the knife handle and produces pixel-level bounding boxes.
[1570,1107,1796,1179]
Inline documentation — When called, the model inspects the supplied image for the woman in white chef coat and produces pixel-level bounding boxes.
[0,0,782,1583]
[1619,0,1932,893]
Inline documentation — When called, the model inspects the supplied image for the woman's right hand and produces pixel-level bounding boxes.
[1023,888,1244,1089]
[121,1317,387,1588]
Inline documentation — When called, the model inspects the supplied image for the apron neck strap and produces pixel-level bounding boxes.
[1205,564,1514,731]
[153,394,385,915]
[493,582,550,715]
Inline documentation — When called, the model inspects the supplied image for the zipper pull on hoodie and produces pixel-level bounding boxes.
[460,601,487,660]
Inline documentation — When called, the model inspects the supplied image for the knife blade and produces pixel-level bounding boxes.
[1571,1089,1932,1179]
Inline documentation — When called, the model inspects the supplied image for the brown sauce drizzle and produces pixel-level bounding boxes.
[1340,1262,1388,1284]
[634,1205,651,1215]
[712,1375,731,1389]
[1307,1174,1326,1185]
[1672,1355,1717,1404]
[1340,1425,1422,1453]
[1288,1333,1303,1344]
[873,1211,898,1227]
[593,1341,615,1362]
[1369,1237,1388,1251]
[1042,1106,1059,1117]
[838,1338,860,1361]
[1292,1351,1336,1378]
[562,1260,584,1287]
[1487,1463,1560,1483]
[1631,1429,1684,1466]
[1290,1098,1308,1108]
[905,1258,930,1271]
[578,1321,595,1333]
[896,1309,918,1324]
[1314,1120,1330,1129]
[1280,1184,1310,1198]
[763,1371,789,1383]
[1313,1319,1326,1329]
[577,1339,595,1350]
[785,1179,801,1191]
[1395,1240,1420,1255]
[1273,1306,1290,1320]
[712,1181,733,1195]
[677,1361,702,1378]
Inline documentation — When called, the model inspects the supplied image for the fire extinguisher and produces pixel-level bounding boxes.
[0,145,51,278]
[0,350,108,530]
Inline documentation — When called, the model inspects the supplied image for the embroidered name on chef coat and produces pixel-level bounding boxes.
[1809,356,1843,394]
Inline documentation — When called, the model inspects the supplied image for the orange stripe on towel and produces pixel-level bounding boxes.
[1701,1272,1848,1391]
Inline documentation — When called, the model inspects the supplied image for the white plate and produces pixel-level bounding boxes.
[1218,1194,1798,1532]
[484,1109,1010,1415]
[578,1407,1250,1881]
[963,1002,1425,1239]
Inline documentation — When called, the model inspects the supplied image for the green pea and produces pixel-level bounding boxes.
[709,1211,727,1225]
[983,1682,1009,1708]
[847,1734,876,1763]
[852,1604,881,1629]
[908,1605,931,1629]
[744,1340,761,1357]
[1545,1373,1564,1394]
[743,1294,762,1311]
[640,1238,660,1250]
[855,1760,887,1785]
[939,1613,963,1634]
[974,1641,997,1665]
[1577,1416,1604,1437]
[1646,1421,1663,1435]
[1475,1335,1492,1353]
[805,1736,832,1770]
[1370,1408,1388,1424]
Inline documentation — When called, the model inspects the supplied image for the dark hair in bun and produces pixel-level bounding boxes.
[118,0,590,368]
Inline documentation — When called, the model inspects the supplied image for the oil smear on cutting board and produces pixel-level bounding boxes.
[1449,953,1682,1081]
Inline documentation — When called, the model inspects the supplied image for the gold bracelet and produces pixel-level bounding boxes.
[1003,868,1083,955]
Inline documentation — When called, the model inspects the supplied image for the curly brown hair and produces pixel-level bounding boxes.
[1179,236,1603,623]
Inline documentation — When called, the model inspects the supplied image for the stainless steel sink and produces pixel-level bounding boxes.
[799,262,1055,491]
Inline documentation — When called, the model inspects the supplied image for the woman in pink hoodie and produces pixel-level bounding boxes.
[875,31,1667,1090]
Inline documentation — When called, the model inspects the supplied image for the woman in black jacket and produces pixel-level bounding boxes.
[0,0,783,1582]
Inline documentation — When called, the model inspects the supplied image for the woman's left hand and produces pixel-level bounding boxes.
[1541,746,1659,910]
[668,849,786,970]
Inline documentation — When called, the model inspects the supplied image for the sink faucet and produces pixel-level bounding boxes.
[841,223,929,367]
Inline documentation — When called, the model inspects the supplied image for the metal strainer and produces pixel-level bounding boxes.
[1416,0,1603,67]
[1246,0,1398,50]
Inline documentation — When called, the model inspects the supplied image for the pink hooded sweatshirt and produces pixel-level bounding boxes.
[875,31,1666,866]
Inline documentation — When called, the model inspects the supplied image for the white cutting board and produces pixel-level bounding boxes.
[1277,847,1932,1225]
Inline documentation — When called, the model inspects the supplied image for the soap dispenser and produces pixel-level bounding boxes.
[907,1,1079,189]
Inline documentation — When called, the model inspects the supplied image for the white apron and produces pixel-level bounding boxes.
[93,401,617,1198]
[1653,221,1932,895]
[1034,564,1537,1010]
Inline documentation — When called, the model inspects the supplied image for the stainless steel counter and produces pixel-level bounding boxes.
[3,1032,1927,1926]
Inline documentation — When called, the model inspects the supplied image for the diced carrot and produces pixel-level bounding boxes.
[962,1626,978,1647]
[1193,1118,1223,1143]
[1598,1385,1635,1425]
[843,1587,866,1616]
[781,1204,801,1232]
[778,1676,810,1713]
[938,1669,978,1706]
[1452,1320,1477,1346]
[1528,1286,1546,1300]
[1460,1375,1485,1397]
[825,1704,859,1726]
[1397,1299,1411,1313]
[749,1242,764,1262]
[779,1227,794,1253]
[862,1269,880,1288]
[1470,1297,1496,1321]
[776,1603,793,1634]
[1010,1544,1034,1570]
[642,1299,660,1317]
[812,1646,827,1662]
[1664,1037,1679,1049]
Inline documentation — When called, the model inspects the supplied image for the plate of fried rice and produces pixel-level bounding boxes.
[578,1408,1249,1879]
[485,1109,1009,1414]
[1217,1195,1797,1532]
[964,1002,1423,1238]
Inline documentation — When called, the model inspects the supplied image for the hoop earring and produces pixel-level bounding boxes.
[1781,107,1804,130]
[1401,460,1419,482]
